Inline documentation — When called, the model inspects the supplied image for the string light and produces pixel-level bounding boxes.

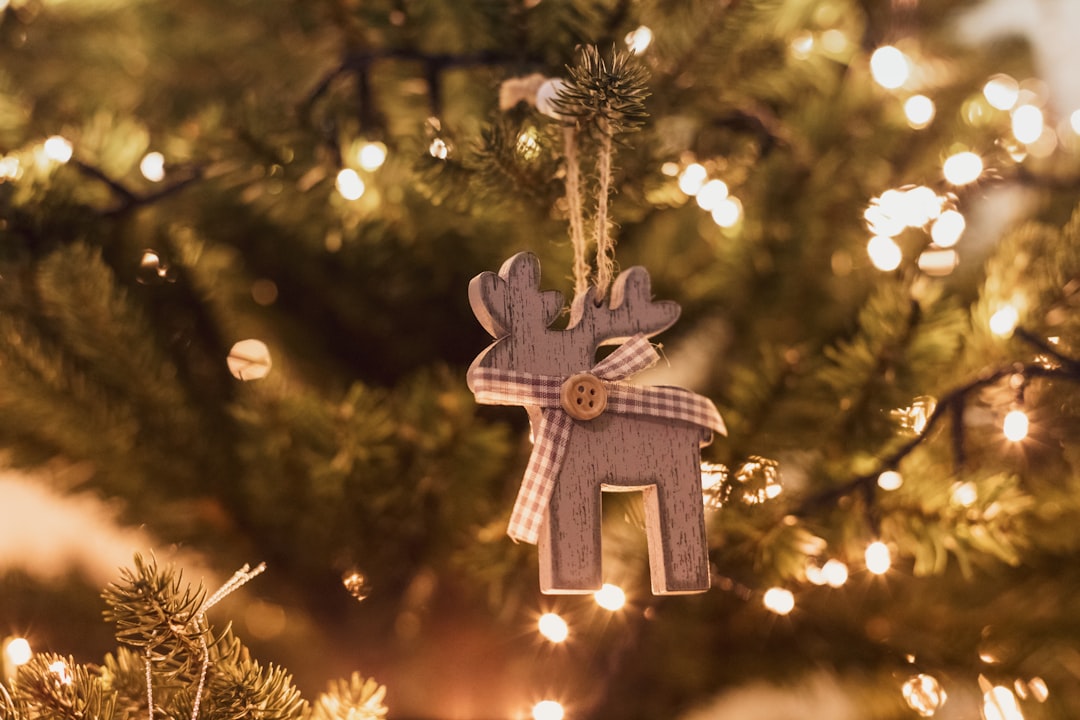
[984,75,1020,111]
[904,95,936,129]
[625,25,653,55]
[711,196,742,228]
[139,151,166,182]
[942,151,983,185]
[1003,409,1029,442]
[695,179,729,211]
[516,128,542,161]
[877,470,903,491]
[988,305,1019,337]
[537,613,569,643]
[791,31,814,59]
[593,583,626,611]
[43,135,73,163]
[678,163,707,196]
[982,683,1024,720]
[335,168,365,200]
[902,673,948,717]
[1070,110,1080,135]
[930,209,965,248]
[1018,677,1049,703]
[865,541,892,575]
[867,235,902,271]
[951,481,978,507]
[532,700,565,720]
[358,141,388,171]
[48,660,73,685]
[821,559,849,587]
[762,587,795,615]
[0,155,19,180]
[1011,104,1044,145]
[428,137,449,160]
[918,249,959,276]
[870,46,911,90]
[3,637,31,667]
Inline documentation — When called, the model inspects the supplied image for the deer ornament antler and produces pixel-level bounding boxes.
[468,253,726,595]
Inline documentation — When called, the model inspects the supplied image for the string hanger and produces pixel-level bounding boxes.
[502,46,649,306]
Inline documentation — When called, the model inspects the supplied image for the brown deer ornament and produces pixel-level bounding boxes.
[468,253,725,595]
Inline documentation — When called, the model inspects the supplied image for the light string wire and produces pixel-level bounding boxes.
[143,562,267,720]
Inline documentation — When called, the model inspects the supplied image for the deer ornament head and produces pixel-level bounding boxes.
[467,253,725,594]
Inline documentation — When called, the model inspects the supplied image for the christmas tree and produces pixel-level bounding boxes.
[3,0,1080,717]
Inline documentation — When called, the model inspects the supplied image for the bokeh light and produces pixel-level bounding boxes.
[865,541,892,575]
[139,151,165,182]
[942,152,983,185]
[904,95,935,129]
[989,305,1019,337]
[762,587,795,615]
[870,46,910,89]
[335,168,365,200]
[537,613,569,643]
[594,584,626,611]
[43,135,73,163]
[867,235,902,271]
[984,74,1019,110]
[1003,409,1029,442]
[533,700,565,720]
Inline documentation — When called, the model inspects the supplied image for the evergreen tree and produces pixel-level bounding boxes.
[2,0,1080,718]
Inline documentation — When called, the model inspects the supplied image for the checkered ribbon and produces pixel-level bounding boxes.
[469,334,726,544]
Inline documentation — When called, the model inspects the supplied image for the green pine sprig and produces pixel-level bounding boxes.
[553,45,650,135]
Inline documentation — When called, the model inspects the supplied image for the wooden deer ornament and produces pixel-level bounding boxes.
[468,253,726,595]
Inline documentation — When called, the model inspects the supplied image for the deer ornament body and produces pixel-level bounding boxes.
[467,253,726,595]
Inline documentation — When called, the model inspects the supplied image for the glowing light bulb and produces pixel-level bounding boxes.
[428,137,449,160]
[3,638,31,667]
[984,75,1020,110]
[678,163,707,196]
[762,587,795,615]
[0,155,19,180]
[335,168,365,200]
[877,470,903,491]
[904,95,935,129]
[865,541,891,575]
[867,235,902,271]
[139,151,165,182]
[1003,409,1029,442]
[711,196,742,228]
[43,135,73,163]
[537,613,569,643]
[358,142,388,171]
[982,685,1023,720]
[594,583,626,611]
[532,700,565,720]
[791,31,814,59]
[930,209,965,248]
[1070,109,1080,135]
[1012,104,1044,144]
[821,559,849,587]
[695,179,729,211]
[951,481,978,507]
[48,660,72,685]
[899,185,944,227]
[625,25,653,55]
[943,151,983,186]
[989,305,1019,337]
[870,46,911,90]
[903,673,947,717]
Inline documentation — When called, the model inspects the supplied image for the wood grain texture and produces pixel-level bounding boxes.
[470,252,713,595]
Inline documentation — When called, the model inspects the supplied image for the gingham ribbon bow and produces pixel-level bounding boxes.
[469,334,726,544]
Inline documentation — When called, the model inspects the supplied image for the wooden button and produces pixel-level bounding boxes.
[560,372,607,420]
